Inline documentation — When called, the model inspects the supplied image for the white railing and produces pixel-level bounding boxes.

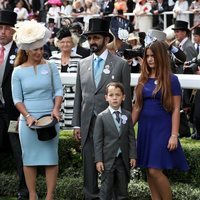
[58,11,194,30]
[60,73,200,89]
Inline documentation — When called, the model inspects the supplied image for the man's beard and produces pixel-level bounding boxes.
[90,42,105,53]
[90,44,98,52]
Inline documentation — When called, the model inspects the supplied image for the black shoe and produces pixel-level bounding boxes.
[191,133,200,140]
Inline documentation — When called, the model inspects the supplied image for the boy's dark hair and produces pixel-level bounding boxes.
[106,82,125,95]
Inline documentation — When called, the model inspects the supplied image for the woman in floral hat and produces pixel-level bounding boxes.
[11,20,63,200]
[107,15,132,57]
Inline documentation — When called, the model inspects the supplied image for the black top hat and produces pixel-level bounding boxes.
[0,10,17,27]
[30,115,57,129]
[83,18,113,42]
[193,27,200,36]
[30,115,58,141]
[172,20,190,32]
[48,18,55,24]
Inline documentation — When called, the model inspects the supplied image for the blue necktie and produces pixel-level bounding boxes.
[94,57,103,86]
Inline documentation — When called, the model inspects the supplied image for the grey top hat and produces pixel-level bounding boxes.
[0,10,17,27]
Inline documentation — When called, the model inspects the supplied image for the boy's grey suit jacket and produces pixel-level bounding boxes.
[72,51,132,147]
[93,108,137,176]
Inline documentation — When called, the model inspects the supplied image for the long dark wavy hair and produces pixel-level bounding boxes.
[134,40,174,112]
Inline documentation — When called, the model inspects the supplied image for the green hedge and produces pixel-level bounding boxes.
[0,131,200,199]
[1,172,200,200]
[168,139,200,187]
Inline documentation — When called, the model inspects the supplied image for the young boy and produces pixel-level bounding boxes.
[93,82,137,200]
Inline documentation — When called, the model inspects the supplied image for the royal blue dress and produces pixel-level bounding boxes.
[137,74,189,171]
[12,63,63,166]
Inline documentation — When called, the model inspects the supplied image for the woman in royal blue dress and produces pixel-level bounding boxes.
[11,20,63,200]
[132,40,189,200]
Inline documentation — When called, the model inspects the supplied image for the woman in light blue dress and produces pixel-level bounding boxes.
[11,20,63,200]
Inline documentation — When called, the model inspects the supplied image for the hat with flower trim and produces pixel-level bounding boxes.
[13,20,51,50]
[110,16,134,41]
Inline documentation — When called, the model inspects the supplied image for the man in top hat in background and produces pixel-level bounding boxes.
[185,26,200,140]
[193,27,200,56]
[0,10,28,200]
[72,17,132,199]
[172,20,197,73]
[184,27,200,73]
[172,20,197,137]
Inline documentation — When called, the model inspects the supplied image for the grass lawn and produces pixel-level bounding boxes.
[0,197,15,200]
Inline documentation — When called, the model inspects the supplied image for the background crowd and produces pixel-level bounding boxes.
[0,0,199,199]
[0,0,199,28]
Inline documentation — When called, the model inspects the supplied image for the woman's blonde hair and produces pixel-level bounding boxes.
[73,0,82,8]
[134,41,174,112]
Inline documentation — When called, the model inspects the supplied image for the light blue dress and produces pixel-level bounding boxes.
[11,63,63,166]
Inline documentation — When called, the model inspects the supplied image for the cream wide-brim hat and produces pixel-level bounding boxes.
[128,33,139,42]
[13,20,51,50]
